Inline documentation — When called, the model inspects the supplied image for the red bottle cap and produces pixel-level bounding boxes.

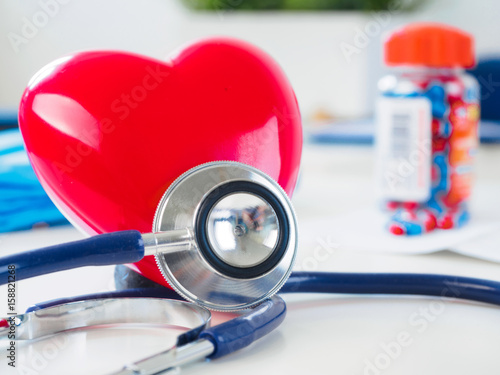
[384,23,475,68]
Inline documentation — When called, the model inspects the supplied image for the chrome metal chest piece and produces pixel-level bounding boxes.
[145,161,298,311]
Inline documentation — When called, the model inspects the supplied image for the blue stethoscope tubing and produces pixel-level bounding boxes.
[3,230,500,360]
[17,271,500,360]
[0,230,145,282]
[2,228,500,311]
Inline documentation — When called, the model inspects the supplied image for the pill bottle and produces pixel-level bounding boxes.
[375,23,480,236]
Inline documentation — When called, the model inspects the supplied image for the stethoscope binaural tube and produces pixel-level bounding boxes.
[0,161,298,312]
[7,271,500,375]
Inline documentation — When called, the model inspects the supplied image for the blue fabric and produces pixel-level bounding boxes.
[0,109,17,128]
[0,129,68,232]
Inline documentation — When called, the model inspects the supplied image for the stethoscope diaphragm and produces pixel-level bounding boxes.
[151,161,298,311]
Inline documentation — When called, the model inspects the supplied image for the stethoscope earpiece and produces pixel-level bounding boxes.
[149,161,298,311]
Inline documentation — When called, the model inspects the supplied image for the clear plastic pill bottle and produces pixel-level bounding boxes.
[376,23,480,236]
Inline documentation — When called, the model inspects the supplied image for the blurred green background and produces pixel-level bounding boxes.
[182,0,420,11]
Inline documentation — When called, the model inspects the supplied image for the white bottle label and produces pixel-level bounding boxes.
[375,96,432,202]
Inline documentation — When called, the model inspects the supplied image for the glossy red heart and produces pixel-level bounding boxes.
[19,37,302,286]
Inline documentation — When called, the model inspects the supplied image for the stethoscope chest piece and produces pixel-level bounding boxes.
[152,161,298,311]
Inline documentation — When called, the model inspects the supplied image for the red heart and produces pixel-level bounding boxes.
[19,37,302,286]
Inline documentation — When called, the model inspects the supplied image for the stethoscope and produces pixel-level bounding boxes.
[2,161,500,375]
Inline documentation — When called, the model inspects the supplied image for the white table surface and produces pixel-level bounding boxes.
[1,143,500,375]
